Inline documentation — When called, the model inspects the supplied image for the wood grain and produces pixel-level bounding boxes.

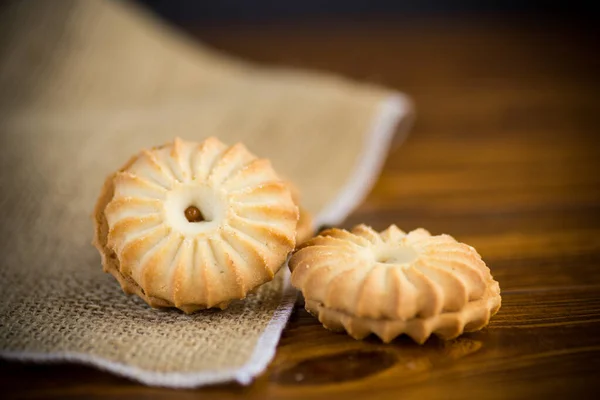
[2,15,599,399]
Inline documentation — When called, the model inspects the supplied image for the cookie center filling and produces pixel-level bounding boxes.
[184,205,206,223]
[163,183,227,237]
[376,245,418,265]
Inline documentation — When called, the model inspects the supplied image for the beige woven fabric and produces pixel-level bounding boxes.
[0,0,411,388]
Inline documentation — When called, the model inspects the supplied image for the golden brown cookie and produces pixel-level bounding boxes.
[93,137,299,313]
[284,180,314,246]
[289,224,501,343]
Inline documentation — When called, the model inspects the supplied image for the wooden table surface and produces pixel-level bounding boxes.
[2,16,599,399]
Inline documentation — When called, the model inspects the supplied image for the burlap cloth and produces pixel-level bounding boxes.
[0,0,412,388]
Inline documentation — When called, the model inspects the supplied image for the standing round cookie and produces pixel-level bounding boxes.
[289,224,501,343]
[93,137,299,313]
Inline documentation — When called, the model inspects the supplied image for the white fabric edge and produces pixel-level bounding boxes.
[315,92,414,226]
[0,92,412,388]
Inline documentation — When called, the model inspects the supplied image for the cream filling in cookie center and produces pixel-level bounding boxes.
[163,183,227,237]
[376,245,419,265]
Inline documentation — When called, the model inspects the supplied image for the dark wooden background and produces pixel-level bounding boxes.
[2,14,599,399]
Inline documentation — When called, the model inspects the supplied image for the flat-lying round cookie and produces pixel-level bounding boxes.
[289,224,501,343]
[93,137,299,313]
